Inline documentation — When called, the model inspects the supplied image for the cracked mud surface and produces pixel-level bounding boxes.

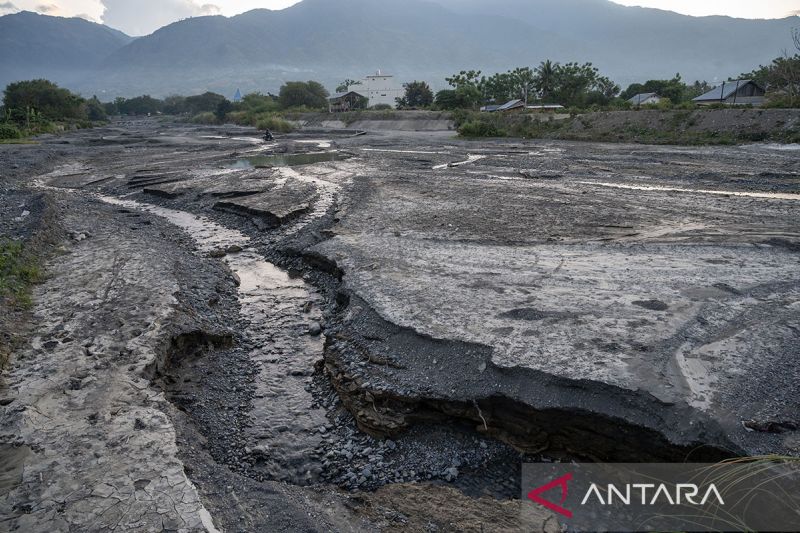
[1,117,798,531]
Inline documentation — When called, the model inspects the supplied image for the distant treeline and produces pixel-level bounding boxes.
[2,44,797,141]
[0,79,105,140]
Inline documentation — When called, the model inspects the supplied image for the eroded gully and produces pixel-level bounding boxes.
[97,195,330,484]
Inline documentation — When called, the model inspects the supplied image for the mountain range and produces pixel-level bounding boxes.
[1,0,797,99]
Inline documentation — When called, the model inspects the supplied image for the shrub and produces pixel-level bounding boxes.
[255,114,295,133]
[190,112,217,124]
[278,81,329,109]
[656,97,673,110]
[0,239,40,308]
[0,123,22,139]
[370,104,394,111]
[764,96,800,109]
[458,119,506,137]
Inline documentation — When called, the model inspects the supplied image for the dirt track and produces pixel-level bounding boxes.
[1,117,798,531]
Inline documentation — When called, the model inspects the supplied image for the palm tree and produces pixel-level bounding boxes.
[535,60,558,103]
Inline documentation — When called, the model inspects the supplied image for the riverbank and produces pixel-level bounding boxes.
[456,107,800,144]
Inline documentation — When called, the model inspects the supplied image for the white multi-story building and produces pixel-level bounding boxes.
[360,70,403,108]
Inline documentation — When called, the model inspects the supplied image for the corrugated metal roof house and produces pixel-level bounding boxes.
[693,80,766,106]
[328,91,367,113]
[497,99,526,112]
[627,92,661,106]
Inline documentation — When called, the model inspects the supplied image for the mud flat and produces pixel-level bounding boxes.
[1,117,798,530]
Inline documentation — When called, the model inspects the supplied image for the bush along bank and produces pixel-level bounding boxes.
[1,80,107,142]
[455,108,800,145]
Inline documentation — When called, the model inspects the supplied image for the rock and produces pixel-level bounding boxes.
[308,322,323,336]
[208,249,227,258]
[444,467,459,481]
[225,245,243,254]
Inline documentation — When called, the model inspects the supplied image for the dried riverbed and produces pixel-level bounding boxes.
[1,116,798,531]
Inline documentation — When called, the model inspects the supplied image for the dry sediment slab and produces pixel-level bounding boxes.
[0,193,226,531]
[314,134,800,459]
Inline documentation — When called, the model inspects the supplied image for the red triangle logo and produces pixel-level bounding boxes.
[527,472,573,518]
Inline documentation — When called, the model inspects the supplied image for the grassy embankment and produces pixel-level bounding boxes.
[0,239,42,368]
[456,108,800,145]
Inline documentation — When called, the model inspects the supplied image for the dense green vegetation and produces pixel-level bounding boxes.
[452,108,800,145]
[433,62,621,110]
[397,81,434,109]
[1,79,103,140]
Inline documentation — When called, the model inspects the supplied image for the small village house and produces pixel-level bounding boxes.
[481,99,527,113]
[692,79,766,106]
[627,92,661,106]
[328,91,367,113]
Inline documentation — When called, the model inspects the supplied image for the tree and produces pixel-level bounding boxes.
[687,80,712,99]
[595,76,621,100]
[534,60,558,102]
[552,62,600,107]
[335,79,362,93]
[740,52,800,106]
[396,81,434,108]
[3,79,85,122]
[480,72,515,103]
[446,70,482,88]
[445,70,483,109]
[184,92,226,115]
[116,95,163,115]
[215,99,233,122]
[278,81,329,109]
[434,89,460,110]
[480,68,537,104]
[238,92,280,113]
[621,74,687,103]
[510,67,537,104]
[86,96,107,121]
[162,95,188,115]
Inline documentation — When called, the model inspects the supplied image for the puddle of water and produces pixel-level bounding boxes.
[296,140,333,149]
[580,181,800,200]
[97,195,327,484]
[228,152,349,169]
[201,135,264,144]
[674,344,718,410]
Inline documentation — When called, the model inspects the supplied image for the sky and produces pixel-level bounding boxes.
[0,0,798,35]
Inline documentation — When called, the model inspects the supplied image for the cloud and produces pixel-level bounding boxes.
[101,0,221,36]
[199,3,221,15]
[36,3,58,13]
[0,1,18,15]
[75,12,99,22]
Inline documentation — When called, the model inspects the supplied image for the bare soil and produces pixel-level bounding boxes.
[1,116,797,531]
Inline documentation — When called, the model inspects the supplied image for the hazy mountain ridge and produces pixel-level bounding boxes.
[0,11,132,68]
[0,0,797,99]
